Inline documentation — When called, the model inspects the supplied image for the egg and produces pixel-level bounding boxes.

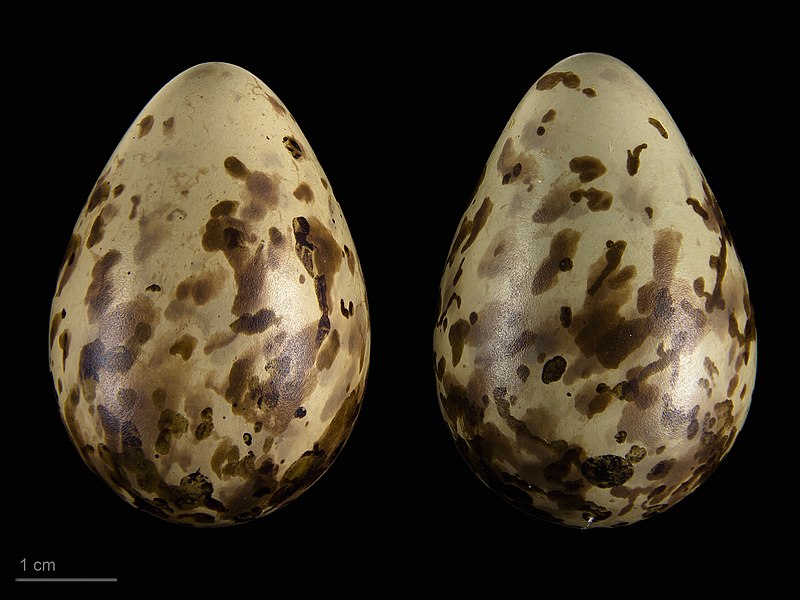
[48,63,370,526]
[432,53,756,528]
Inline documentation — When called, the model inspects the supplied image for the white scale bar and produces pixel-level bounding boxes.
[16,578,117,582]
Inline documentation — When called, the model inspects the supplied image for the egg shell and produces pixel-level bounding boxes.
[48,62,370,526]
[432,53,756,528]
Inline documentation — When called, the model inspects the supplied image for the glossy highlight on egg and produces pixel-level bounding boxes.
[48,63,370,526]
[432,53,756,528]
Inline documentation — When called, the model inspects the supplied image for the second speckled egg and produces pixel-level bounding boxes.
[433,53,755,528]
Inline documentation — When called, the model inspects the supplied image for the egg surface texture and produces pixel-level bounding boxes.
[49,63,370,526]
[433,53,755,528]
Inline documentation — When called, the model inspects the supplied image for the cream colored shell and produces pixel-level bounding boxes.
[48,62,370,526]
[433,53,755,528]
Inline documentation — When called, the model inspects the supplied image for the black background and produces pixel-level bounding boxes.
[9,14,787,594]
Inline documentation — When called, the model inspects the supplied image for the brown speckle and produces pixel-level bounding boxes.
[531,229,581,295]
[129,195,141,220]
[283,136,303,159]
[542,109,556,122]
[569,156,606,183]
[625,445,646,464]
[560,306,572,328]
[516,364,530,382]
[537,71,581,90]
[138,115,154,138]
[686,197,710,220]
[224,156,250,180]
[211,200,238,217]
[626,143,647,176]
[588,240,627,297]
[86,213,106,249]
[293,183,314,203]
[162,116,175,135]
[582,87,596,97]
[169,335,197,361]
[645,207,653,219]
[59,330,70,370]
[87,179,110,213]
[230,309,276,335]
[113,184,125,198]
[648,117,669,139]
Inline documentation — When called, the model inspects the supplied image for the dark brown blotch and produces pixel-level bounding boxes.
[87,180,110,213]
[588,240,627,296]
[541,356,567,384]
[581,455,634,488]
[230,309,277,335]
[516,364,530,382]
[560,306,572,328]
[569,156,606,183]
[293,183,314,203]
[87,213,106,248]
[582,88,596,97]
[224,156,250,180]
[449,319,471,366]
[648,117,669,139]
[625,445,647,464]
[531,229,581,295]
[571,188,614,211]
[59,330,70,370]
[626,143,647,176]
[536,71,581,90]
[113,184,125,198]
[195,407,214,441]
[283,136,303,159]
[542,109,557,122]
[686,197,710,220]
[211,200,238,217]
[340,299,351,318]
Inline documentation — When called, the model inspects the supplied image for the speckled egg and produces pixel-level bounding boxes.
[48,63,370,526]
[432,53,756,528]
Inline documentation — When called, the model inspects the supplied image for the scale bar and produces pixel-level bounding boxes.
[16,578,117,583]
